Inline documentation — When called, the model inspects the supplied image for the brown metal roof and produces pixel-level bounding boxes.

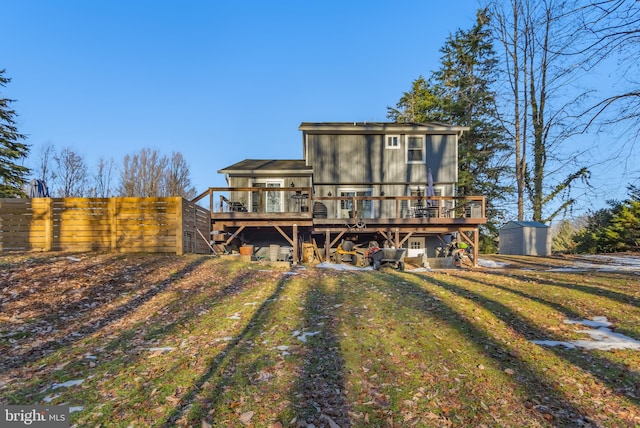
[218,159,311,175]
[298,121,469,134]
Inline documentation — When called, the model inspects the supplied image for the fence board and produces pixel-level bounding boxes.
[0,197,210,254]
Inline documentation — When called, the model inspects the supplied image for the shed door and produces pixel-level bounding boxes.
[500,228,521,255]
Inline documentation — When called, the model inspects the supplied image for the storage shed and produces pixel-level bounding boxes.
[499,221,551,256]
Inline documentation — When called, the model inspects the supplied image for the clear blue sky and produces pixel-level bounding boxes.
[4,1,637,218]
[4,1,479,190]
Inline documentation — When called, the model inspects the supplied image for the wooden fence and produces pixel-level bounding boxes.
[0,197,211,255]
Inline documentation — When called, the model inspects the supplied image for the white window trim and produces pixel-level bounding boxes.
[385,134,401,149]
[251,179,284,212]
[408,237,425,249]
[337,187,374,218]
[405,135,426,164]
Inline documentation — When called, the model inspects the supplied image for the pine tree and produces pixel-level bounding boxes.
[600,199,640,252]
[573,186,640,253]
[388,9,511,248]
[0,69,30,197]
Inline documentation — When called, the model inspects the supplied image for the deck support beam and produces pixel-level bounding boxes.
[293,224,299,265]
[274,226,294,246]
[329,231,346,248]
[398,231,413,248]
[224,226,246,245]
[274,224,299,264]
[458,227,479,267]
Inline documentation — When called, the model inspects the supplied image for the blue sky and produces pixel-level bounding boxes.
[4,1,637,218]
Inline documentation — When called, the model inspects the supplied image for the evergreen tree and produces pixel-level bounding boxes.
[388,9,511,249]
[573,208,613,254]
[552,219,579,254]
[0,69,30,197]
[573,186,640,253]
[602,200,640,251]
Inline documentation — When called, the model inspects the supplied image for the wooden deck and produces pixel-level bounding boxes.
[193,187,486,264]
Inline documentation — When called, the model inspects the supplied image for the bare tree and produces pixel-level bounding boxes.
[573,0,640,134]
[88,156,114,198]
[492,0,528,220]
[118,148,167,197]
[34,142,56,184]
[490,0,590,222]
[53,147,89,197]
[164,152,197,199]
[118,148,195,198]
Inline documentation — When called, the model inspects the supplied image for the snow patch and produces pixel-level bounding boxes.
[533,317,640,351]
[51,379,84,390]
[316,262,373,271]
[296,331,320,342]
[43,394,60,403]
[477,259,508,268]
[564,316,611,328]
[148,347,175,353]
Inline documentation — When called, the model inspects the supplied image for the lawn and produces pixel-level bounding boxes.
[1,252,639,427]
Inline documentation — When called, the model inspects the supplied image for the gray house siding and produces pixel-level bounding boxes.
[305,133,457,186]
[305,132,458,219]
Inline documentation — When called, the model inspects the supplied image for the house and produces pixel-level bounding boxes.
[195,122,486,265]
[499,221,551,256]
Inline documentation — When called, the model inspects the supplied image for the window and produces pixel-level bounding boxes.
[406,135,425,163]
[251,180,283,212]
[406,237,426,257]
[338,188,373,219]
[385,135,400,149]
[409,239,423,250]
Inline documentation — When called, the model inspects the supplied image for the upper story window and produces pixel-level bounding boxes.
[406,135,426,163]
[385,135,400,149]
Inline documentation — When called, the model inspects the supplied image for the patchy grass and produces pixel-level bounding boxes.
[1,252,639,427]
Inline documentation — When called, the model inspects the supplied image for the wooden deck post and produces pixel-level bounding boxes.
[325,230,330,262]
[293,224,298,264]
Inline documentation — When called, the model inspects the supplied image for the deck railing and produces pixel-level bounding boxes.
[193,187,485,220]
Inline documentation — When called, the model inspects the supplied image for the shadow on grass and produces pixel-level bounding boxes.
[3,256,251,409]
[451,272,587,320]
[389,271,599,426]
[488,270,640,310]
[0,255,209,372]
[408,272,640,410]
[450,270,640,340]
[61,263,276,426]
[286,276,351,427]
[159,273,292,427]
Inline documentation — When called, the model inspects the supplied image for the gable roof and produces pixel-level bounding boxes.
[299,122,469,134]
[218,159,311,175]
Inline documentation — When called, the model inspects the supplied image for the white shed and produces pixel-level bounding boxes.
[499,221,551,256]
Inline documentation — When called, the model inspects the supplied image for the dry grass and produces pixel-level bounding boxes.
[1,252,639,427]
